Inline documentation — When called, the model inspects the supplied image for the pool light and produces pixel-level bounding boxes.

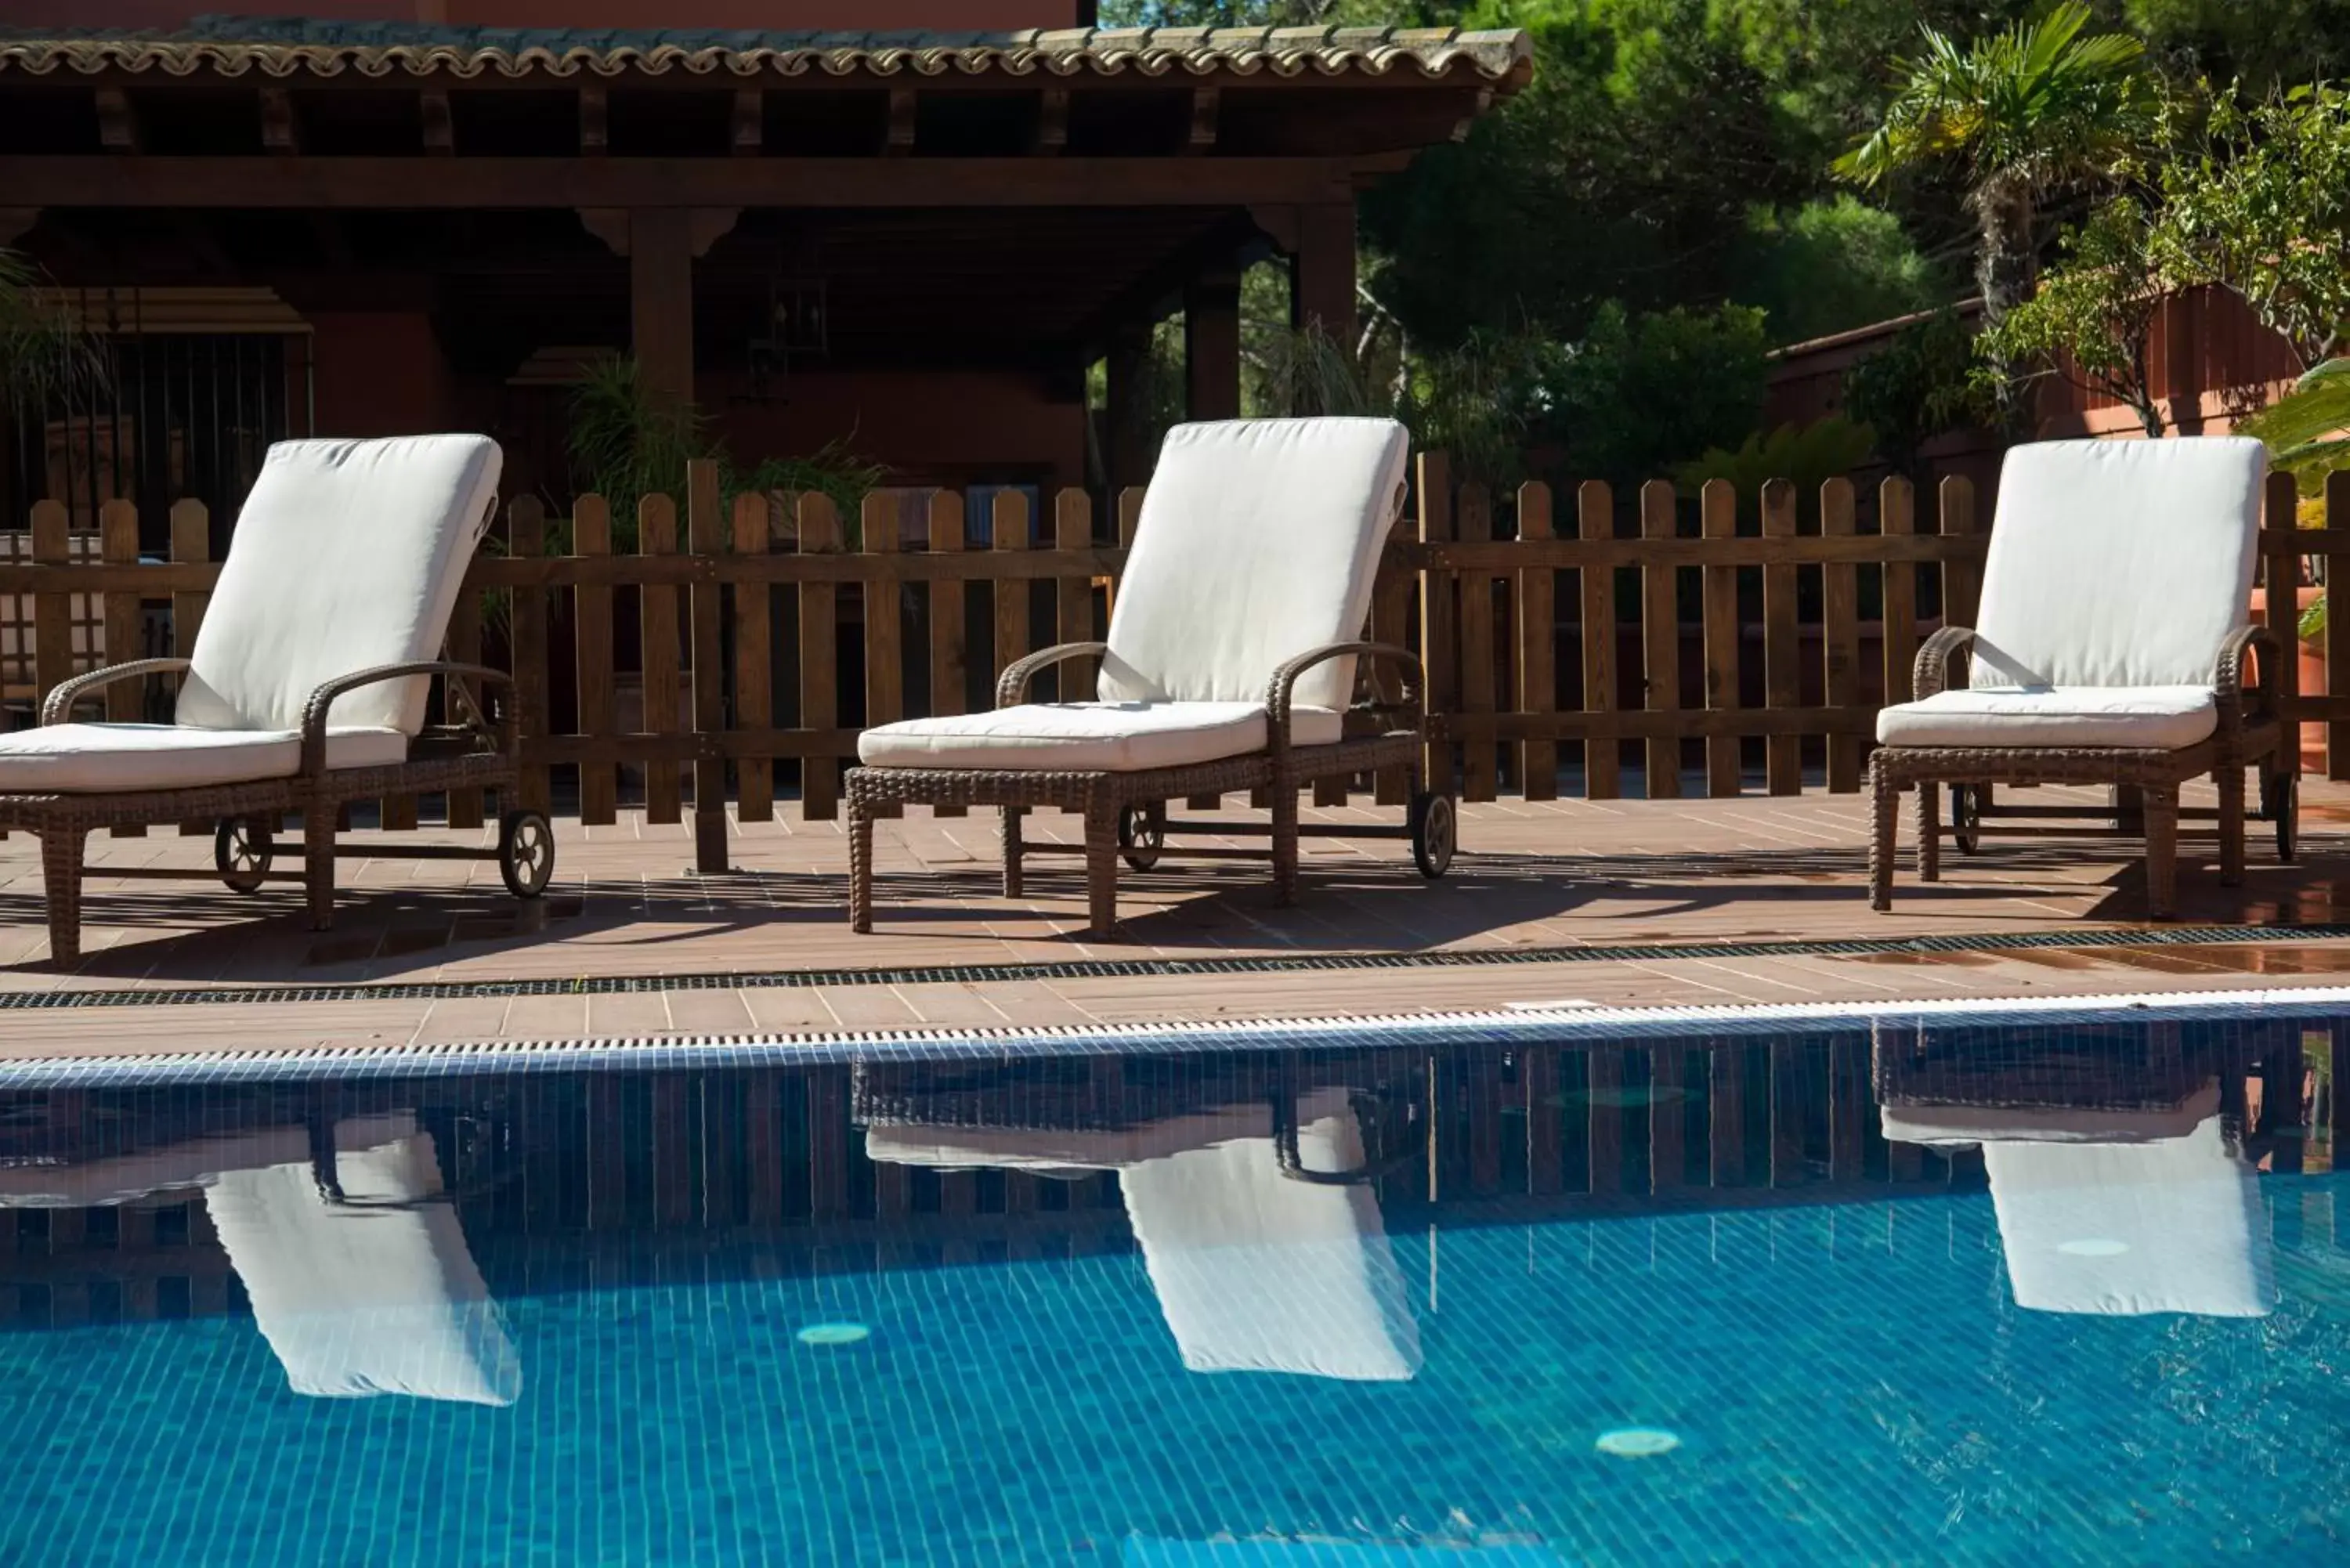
[1596,1427,1680,1458]
[796,1321,871,1346]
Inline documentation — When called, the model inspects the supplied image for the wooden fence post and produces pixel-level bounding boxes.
[732,493,773,823]
[1372,494,1414,807]
[1456,481,1497,802]
[1820,479,1861,794]
[1416,453,1455,797]
[1577,480,1618,800]
[1760,478,1800,796]
[573,494,617,828]
[1879,476,1918,708]
[1938,475,1981,633]
[29,499,67,721]
[1055,488,1095,700]
[1699,478,1740,797]
[169,500,212,835]
[2265,471,2304,778]
[98,499,145,838]
[2328,472,2350,781]
[641,491,684,825]
[797,493,842,821]
[1639,479,1681,799]
[508,496,552,818]
[688,460,728,873]
[927,490,967,817]
[862,492,902,820]
[1514,479,1556,801]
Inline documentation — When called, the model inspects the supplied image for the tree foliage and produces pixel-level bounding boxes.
[2155,81,2350,369]
[1839,308,1996,474]
[1976,193,2184,435]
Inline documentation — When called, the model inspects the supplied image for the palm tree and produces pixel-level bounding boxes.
[0,246,102,413]
[1836,2,2151,419]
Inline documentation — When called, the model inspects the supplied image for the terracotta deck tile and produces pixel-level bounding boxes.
[3,783,2350,1060]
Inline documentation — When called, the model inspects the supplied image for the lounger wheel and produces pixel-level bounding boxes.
[2261,768,2298,863]
[1948,783,1983,856]
[213,818,275,894]
[1409,791,1455,879]
[1117,803,1165,873]
[497,809,555,898]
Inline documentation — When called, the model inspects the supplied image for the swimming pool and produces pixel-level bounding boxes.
[1,1014,2342,1564]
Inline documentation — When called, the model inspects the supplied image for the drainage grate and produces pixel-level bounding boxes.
[3,984,2347,1091]
[4,920,2347,1012]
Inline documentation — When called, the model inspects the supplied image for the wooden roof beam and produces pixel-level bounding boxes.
[1186,88,1219,156]
[1034,89,1068,156]
[94,87,138,152]
[885,89,916,156]
[259,87,297,154]
[0,154,1362,208]
[580,85,608,155]
[420,87,453,154]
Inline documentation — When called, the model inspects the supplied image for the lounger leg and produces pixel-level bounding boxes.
[1916,779,1941,883]
[2216,764,2246,887]
[1868,758,1897,912]
[1001,807,1025,898]
[2143,785,2180,919]
[848,791,875,934]
[304,804,337,930]
[1083,800,1119,938]
[1271,776,1301,906]
[40,829,89,967]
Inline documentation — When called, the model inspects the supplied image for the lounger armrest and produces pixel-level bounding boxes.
[2214,624,2277,735]
[41,658,193,725]
[1267,641,1423,752]
[995,641,1110,709]
[300,662,515,777]
[1912,627,1977,700]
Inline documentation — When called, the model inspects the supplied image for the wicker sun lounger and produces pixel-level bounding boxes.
[1867,436,2290,919]
[847,417,1455,937]
[0,435,553,966]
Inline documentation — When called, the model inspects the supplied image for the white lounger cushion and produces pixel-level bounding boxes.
[0,722,407,793]
[865,1091,1421,1382]
[1099,419,1409,714]
[1122,1095,1421,1382]
[205,1116,522,1405]
[1881,1086,2269,1318]
[1874,685,2217,750]
[1969,437,2263,691]
[858,700,1340,772]
[1986,1115,2270,1318]
[177,435,502,736]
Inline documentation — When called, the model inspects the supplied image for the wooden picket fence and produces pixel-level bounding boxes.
[3,458,2341,874]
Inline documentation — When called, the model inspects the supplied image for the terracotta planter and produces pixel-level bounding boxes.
[2250,583,2326,773]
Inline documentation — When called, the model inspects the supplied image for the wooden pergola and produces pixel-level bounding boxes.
[0,23,1529,491]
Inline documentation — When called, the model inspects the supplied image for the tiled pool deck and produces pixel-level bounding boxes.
[7,781,2350,1061]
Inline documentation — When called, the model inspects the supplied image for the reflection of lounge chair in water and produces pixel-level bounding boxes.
[1882,1080,2272,1318]
[0,1113,520,1403]
[866,1087,1422,1382]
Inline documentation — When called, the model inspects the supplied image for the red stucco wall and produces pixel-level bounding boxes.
[0,2,1078,28]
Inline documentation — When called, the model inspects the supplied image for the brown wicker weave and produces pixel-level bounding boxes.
[2,659,547,966]
[846,638,1452,937]
[1868,624,2289,919]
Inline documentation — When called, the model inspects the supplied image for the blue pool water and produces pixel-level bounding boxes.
[2,1018,2345,1564]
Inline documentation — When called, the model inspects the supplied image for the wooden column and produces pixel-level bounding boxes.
[1184,267,1241,422]
[630,208,694,410]
[1292,199,1357,351]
